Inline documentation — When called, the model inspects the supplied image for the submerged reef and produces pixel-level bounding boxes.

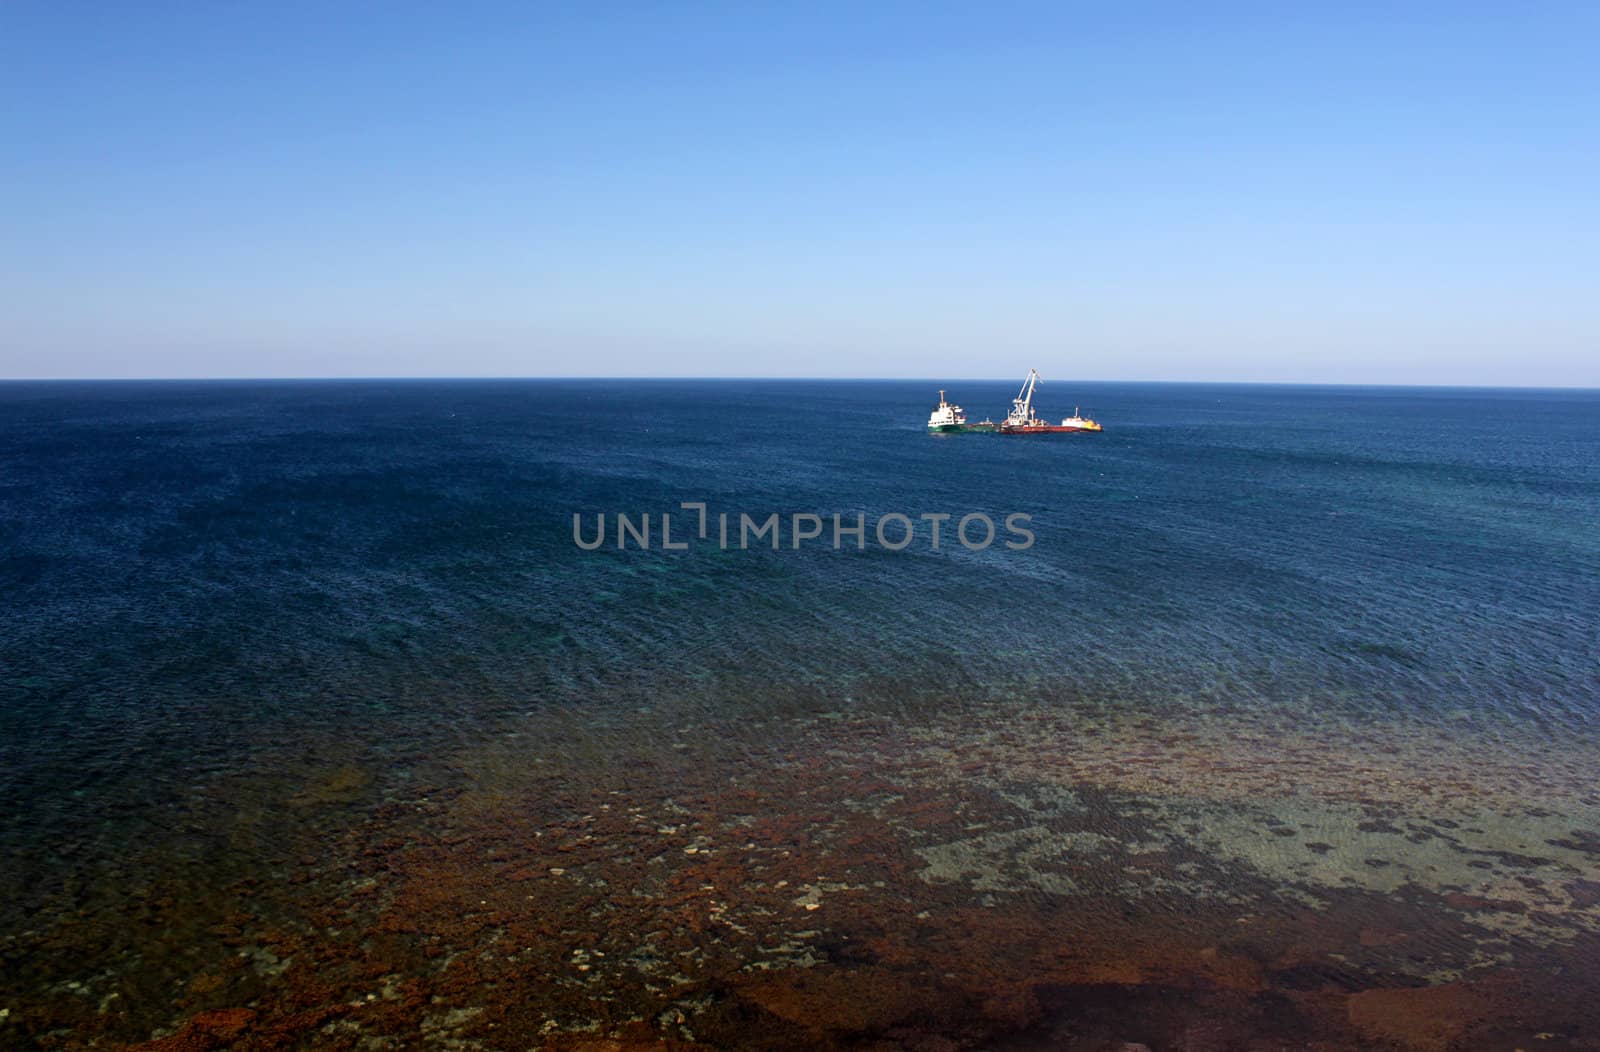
[4,702,1599,1050]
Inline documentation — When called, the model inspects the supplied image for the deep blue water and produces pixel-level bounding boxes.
[2,379,1598,891]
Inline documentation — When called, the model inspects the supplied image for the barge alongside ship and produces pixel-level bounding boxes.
[928,369,1101,435]
[999,369,1102,433]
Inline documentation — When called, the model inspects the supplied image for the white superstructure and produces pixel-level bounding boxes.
[927,390,969,431]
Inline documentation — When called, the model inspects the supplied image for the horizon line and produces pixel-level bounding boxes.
[2,375,1599,392]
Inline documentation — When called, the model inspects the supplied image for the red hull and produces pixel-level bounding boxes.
[998,425,1093,434]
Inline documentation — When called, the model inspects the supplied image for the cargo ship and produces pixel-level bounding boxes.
[998,369,1102,434]
[927,390,998,433]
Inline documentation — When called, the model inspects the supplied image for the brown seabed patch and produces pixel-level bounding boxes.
[6,706,1600,1050]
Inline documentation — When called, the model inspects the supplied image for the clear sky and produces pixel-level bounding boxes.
[2,3,1596,384]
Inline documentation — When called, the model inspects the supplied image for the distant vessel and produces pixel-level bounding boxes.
[998,369,1102,434]
[927,390,998,433]
[927,390,968,432]
[1058,407,1103,432]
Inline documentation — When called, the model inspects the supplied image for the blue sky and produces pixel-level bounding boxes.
[2,3,1596,383]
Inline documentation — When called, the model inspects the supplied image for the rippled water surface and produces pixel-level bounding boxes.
[2,380,1598,1049]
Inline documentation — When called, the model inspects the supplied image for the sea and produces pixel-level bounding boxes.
[2,380,1598,1049]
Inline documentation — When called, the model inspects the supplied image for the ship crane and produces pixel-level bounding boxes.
[1006,368,1043,428]
[995,367,1102,433]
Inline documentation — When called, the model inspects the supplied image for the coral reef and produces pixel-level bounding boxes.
[4,703,1599,1049]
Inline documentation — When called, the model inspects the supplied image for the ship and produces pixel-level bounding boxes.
[1058,407,1103,432]
[998,369,1102,434]
[927,390,998,433]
